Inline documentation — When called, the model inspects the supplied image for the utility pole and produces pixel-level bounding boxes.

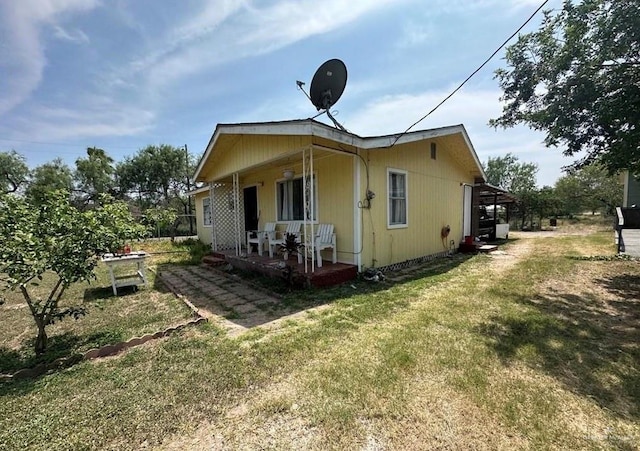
[184,144,194,235]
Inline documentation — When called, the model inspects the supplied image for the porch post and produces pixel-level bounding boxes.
[232,172,241,256]
[209,182,217,251]
[302,146,315,273]
[354,153,362,271]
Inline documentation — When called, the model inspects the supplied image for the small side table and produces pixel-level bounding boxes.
[101,252,148,296]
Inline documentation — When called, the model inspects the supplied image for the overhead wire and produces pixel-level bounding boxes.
[387,0,551,148]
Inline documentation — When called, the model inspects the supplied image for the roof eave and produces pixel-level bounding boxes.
[193,120,487,181]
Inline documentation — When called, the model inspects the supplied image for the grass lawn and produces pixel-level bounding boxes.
[1,224,639,449]
[0,239,201,373]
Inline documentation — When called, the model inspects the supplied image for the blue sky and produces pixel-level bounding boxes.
[0,0,575,187]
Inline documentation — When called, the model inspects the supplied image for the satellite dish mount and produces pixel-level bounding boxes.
[297,58,348,132]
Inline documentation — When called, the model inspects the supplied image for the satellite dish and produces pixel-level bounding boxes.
[310,59,347,111]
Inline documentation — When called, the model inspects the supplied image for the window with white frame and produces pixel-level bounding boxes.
[203,197,212,226]
[387,169,407,227]
[276,175,317,221]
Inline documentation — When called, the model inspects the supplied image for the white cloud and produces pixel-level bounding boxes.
[425,0,553,15]
[397,21,434,48]
[52,25,89,44]
[345,88,499,135]
[341,87,570,186]
[8,95,155,142]
[122,0,403,88]
[0,0,99,115]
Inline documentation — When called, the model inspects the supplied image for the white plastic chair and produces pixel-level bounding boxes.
[268,221,302,258]
[246,222,276,256]
[311,224,337,267]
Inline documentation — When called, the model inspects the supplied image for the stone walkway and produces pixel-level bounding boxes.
[157,254,480,338]
[157,265,292,336]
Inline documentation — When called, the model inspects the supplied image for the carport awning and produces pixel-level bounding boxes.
[475,183,518,204]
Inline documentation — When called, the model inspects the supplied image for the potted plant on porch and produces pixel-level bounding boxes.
[280,232,305,287]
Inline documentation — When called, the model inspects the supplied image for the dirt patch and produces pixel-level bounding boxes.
[487,239,534,275]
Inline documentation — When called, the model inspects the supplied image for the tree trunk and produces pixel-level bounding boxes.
[35,321,47,355]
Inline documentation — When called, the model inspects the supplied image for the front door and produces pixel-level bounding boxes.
[243,186,258,232]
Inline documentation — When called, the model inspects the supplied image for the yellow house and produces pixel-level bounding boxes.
[192,119,486,272]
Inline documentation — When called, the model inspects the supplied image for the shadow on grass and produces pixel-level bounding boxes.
[0,329,121,375]
[153,253,473,331]
[82,284,148,302]
[478,275,640,420]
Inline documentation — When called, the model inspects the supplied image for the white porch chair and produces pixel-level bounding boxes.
[246,222,276,256]
[268,221,302,258]
[308,224,337,267]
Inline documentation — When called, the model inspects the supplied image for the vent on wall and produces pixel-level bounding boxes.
[430,142,437,160]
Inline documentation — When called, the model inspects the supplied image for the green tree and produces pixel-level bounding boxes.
[554,175,583,217]
[531,186,561,226]
[117,145,187,205]
[554,163,623,215]
[484,153,538,229]
[491,0,640,174]
[0,191,147,354]
[485,153,538,194]
[144,207,179,239]
[115,158,149,206]
[26,158,74,206]
[75,147,115,207]
[0,150,30,194]
[117,144,192,236]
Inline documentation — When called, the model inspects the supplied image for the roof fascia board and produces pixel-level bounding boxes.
[193,124,223,181]
[194,120,486,180]
[459,126,487,181]
[187,186,210,196]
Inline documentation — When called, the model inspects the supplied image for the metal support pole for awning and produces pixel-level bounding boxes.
[209,182,217,251]
[232,172,241,256]
[303,146,315,273]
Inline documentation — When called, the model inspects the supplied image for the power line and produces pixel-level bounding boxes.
[388,0,551,148]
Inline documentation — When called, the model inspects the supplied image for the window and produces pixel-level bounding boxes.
[276,175,317,221]
[203,197,212,226]
[430,142,437,160]
[387,169,407,227]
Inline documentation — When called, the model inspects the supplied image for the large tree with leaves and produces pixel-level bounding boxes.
[492,0,640,174]
[26,158,74,206]
[554,163,622,215]
[117,145,188,205]
[485,152,538,194]
[485,153,539,229]
[0,150,30,194]
[117,144,193,236]
[75,147,116,207]
[0,191,147,354]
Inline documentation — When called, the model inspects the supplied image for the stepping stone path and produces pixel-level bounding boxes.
[158,265,287,336]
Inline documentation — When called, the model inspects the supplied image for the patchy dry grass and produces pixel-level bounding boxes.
[1,228,639,450]
[133,237,211,265]
[0,258,195,373]
[0,237,210,372]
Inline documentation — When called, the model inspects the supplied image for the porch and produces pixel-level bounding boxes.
[204,250,358,288]
[199,140,358,275]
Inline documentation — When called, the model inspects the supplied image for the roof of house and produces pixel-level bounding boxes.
[194,118,487,181]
